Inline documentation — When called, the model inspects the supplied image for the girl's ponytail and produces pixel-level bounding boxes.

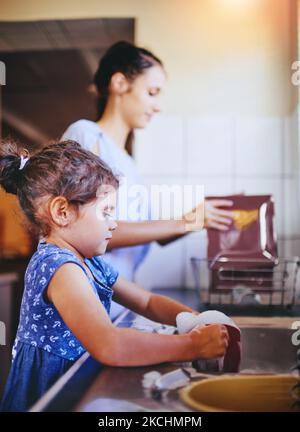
[0,140,29,195]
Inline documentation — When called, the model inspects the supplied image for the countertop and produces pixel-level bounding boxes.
[29,288,300,412]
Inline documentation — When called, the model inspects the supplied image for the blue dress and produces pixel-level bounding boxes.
[0,242,118,412]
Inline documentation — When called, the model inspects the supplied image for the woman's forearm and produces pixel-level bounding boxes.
[143,294,196,326]
[107,220,186,250]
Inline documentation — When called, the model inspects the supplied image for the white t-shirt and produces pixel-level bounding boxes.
[62,119,151,281]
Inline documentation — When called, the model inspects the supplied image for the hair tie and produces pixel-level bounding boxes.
[19,155,29,170]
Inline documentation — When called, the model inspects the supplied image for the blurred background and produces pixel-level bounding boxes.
[0,0,299,393]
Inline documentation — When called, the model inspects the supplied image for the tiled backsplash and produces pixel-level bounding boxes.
[134,114,300,289]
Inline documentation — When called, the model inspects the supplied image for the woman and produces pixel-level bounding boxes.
[62,41,233,287]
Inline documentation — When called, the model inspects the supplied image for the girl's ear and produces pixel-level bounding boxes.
[49,196,74,227]
[110,72,130,95]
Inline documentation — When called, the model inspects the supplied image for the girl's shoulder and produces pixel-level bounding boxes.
[85,256,119,288]
[32,241,82,265]
[26,242,87,287]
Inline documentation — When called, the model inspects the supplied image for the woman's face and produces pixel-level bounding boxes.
[121,65,166,129]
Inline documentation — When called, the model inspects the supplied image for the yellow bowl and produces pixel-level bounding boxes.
[180,374,299,412]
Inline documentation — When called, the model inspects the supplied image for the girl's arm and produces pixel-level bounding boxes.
[47,264,228,367]
[112,275,196,326]
[107,199,233,250]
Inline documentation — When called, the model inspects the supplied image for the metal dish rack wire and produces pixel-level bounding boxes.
[191,257,300,308]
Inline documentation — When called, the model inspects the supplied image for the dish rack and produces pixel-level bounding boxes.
[190,257,300,308]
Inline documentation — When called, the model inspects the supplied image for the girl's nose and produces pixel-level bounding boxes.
[153,95,163,113]
[109,219,118,231]
[153,103,161,113]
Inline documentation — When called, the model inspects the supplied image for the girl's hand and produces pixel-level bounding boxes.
[189,324,229,359]
[204,199,233,231]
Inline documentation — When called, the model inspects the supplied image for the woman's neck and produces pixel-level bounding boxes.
[96,101,131,151]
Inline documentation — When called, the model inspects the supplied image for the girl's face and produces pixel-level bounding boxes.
[67,187,117,258]
[120,65,166,129]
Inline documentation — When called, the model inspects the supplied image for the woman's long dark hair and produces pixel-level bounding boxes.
[94,41,163,154]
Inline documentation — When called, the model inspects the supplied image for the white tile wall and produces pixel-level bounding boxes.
[183,230,208,289]
[134,240,185,289]
[283,177,300,237]
[283,112,299,175]
[134,115,184,176]
[235,117,282,176]
[187,175,234,197]
[283,238,300,258]
[187,117,234,175]
[277,239,287,257]
[134,114,299,289]
[142,175,185,219]
[136,175,205,288]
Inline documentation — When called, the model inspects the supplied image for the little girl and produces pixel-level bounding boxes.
[0,140,228,412]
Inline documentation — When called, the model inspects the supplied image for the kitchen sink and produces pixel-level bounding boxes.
[238,327,298,373]
[181,327,300,412]
[74,325,300,412]
[167,326,300,412]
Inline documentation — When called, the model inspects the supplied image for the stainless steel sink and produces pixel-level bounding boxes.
[75,326,300,412]
[187,327,298,374]
[164,327,300,412]
[239,327,298,374]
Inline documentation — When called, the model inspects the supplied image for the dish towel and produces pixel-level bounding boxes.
[176,310,241,373]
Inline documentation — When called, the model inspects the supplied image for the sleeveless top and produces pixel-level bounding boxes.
[13,241,118,361]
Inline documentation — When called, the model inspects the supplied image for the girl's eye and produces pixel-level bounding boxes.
[104,211,113,219]
[149,89,159,96]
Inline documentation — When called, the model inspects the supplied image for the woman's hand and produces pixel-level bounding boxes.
[189,324,229,359]
[204,199,233,231]
[183,198,233,232]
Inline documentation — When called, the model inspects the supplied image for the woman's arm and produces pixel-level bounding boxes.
[107,199,234,250]
[106,219,185,250]
[47,264,228,367]
[112,275,196,326]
